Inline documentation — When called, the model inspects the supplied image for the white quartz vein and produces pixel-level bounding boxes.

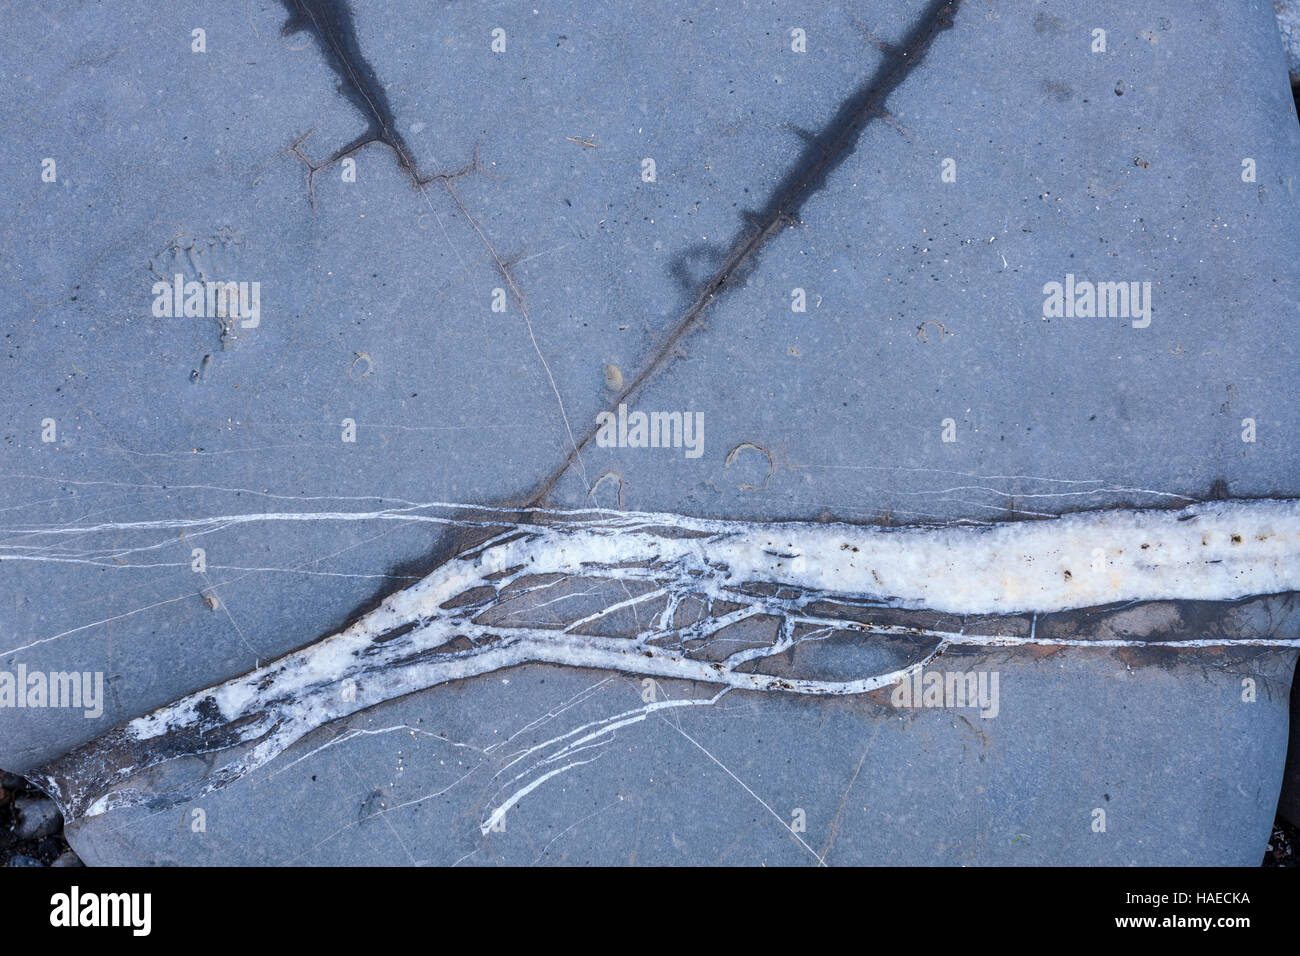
[23,497,1300,821]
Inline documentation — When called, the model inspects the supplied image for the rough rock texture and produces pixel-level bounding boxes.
[3,0,1299,865]
[1277,0,1300,82]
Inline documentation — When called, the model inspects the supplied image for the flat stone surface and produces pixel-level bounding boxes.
[60,647,1294,866]
[2,0,1298,864]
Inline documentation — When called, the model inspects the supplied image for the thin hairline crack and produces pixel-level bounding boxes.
[277,0,590,488]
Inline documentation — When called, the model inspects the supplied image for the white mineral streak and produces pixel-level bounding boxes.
[473,498,1300,616]
[52,498,1300,818]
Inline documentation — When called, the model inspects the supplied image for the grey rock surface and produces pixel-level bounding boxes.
[63,646,1296,866]
[2,0,1298,865]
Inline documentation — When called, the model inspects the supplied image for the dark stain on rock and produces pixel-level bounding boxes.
[279,0,421,178]
[1042,79,1073,102]
[1033,12,1065,34]
[668,0,962,297]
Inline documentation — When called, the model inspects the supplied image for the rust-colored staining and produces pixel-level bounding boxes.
[866,684,897,708]
[1117,645,1171,669]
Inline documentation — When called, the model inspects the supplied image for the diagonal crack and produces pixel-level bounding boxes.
[26,0,977,820]
[525,0,963,505]
[278,0,962,512]
[264,0,968,683]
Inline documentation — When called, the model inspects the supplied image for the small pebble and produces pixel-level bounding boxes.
[603,363,623,390]
[13,794,61,841]
[6,854,44,868]
[50,850,84,868]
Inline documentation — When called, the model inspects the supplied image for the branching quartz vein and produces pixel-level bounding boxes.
[27,497,1300,821]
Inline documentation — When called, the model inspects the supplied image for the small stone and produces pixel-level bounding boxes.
[0,771,24,789]
[13,794,61,841]
[50,850,84,868]
[6,854,44,867]
[603,363,623,390]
